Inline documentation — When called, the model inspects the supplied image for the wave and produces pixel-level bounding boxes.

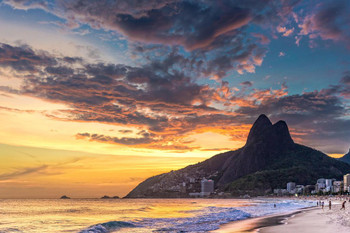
[77,200,314,233]
[140,207,251,232]
[78,221,136,233]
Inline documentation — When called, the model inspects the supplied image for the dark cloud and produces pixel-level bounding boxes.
[4,0,302,78]
[50,0,298,50]
[299,0,350,46]
[76,131,198,151]
[119,130,133,134]
[340,72,350,85]
[76,132,155,146]
[240,81,253,87]
[0,43,56,71]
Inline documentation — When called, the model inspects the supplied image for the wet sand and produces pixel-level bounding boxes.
[214,203,350,233]
[211,209,305,233]
[260,204,350,233]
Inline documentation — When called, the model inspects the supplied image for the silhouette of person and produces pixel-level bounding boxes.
[340,201,346,210]
[329,200,331,210]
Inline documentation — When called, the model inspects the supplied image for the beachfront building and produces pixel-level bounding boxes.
[344,174,350,192]
[324,179,334,192]
[315,178,326,192]
[287,182,296,193]
[304,185,315,194]
[325,179,333,188]
[201,178,214,196]
[295,185,305,194]
[333,181,343,193]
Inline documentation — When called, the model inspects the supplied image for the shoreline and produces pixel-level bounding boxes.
[211,207,312,233]
[259,203,350,233]
[214,202,350,233]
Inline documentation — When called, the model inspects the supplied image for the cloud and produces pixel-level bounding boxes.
[340,72,350,85]
[283,28,294,37]
[0,43,57,72]
[76,131,199,152]
[277,26,294,37]
[0,165,48,181]
[240,81,253,87]
[251,33,270,44]
[2,0,263,50]
[298,1,350,46]
[118,130,133,134]
[0,36,349,154]
[3,0,303,78]
[76,131,155,146]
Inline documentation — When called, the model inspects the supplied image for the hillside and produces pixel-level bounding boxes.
[126,114,350,197]
[338,149,350,165]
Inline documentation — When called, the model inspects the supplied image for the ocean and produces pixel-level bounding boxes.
[0,198,315,233]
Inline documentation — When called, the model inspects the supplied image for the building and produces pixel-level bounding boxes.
[333,181,343,193]
[274,189,289,196]
[295,185,305,194]
[304,185,315,194]
[181,182,187,193]
[189,192,201,198]
[201,178,214,196]
[325,179,333,188]
[344,174,350,192]
[315,178,326,192]
[287,182,296,193]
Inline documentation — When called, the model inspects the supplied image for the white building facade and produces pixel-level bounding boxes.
[201,178,214,196]
[287,182,296,193]
[344,174,350,192]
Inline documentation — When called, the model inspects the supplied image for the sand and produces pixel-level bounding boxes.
[260,203,350,233]
[212,211,301,233]
[214,200,350,233]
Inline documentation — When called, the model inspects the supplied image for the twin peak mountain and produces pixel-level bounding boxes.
[126,114,350,197]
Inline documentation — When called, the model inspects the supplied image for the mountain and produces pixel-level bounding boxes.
[126,114,350,197]
[339,149,350,164]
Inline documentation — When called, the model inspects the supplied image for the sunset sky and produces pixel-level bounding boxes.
[0,0,349,198]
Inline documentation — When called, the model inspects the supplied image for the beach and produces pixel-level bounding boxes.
[214,198,350,233]
[260,202,350,233]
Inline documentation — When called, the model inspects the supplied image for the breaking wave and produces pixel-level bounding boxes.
[79,221,136,233]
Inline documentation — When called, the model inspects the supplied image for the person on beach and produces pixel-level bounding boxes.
[329,200,331,210]
[321,201,324,210]
[274,204,276,208]
[340,201,346,210]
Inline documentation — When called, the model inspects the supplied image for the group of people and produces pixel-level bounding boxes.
[317,199,347,210]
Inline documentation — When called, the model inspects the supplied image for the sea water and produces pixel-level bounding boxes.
[0,198,315,232]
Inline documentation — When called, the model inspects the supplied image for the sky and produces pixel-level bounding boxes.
[0,0,349,198]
